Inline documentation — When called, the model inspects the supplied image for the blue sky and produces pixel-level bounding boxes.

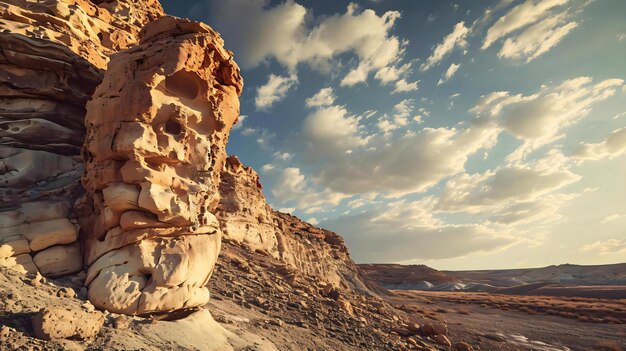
[161,0,626,269]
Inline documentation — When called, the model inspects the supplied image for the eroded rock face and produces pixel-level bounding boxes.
[0,0,162,277]
[217,156,370,292]
[78,16,243,315]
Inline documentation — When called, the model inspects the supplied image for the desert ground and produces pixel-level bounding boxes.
[385,290,626,351]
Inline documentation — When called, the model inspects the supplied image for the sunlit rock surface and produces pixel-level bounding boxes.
[0,0,162,277]
[78,16,243,315]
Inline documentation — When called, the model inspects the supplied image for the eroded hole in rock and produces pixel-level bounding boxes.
[164,119,182,136]
[164,70,201,100]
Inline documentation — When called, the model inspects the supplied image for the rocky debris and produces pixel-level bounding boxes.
[78,15,243,315]
[432,334,452,347]
[0,0,163,278]
[207,241,443,351]
[32,306,104,340]
[56,287,76,299]
[455,341,473,351]
[422,321,448,336]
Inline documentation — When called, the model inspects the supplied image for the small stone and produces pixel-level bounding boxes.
[112,315,130,329]
[433,334,452,347]
[268,319,283,327]
[455,341,473,351]
[421,322,447,336]
[0,326,11,340]
[30,272,43,287]
[407,323,420,333]
[57,287,76,299]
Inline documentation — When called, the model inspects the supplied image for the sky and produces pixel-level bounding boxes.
[160,0,626,270]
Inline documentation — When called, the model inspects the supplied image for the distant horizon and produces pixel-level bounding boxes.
[162,0,626,270]
[356,260,626,272]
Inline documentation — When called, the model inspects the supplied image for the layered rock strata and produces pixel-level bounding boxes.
[217,156,370,292]
[0,0,163,277]
[78,16,243,315]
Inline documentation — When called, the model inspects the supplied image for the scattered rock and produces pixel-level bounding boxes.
[112,315,131,329]
[433,334,452,347]
[32,307,104,340]
[57,287,76,299]
[268,319,283,327]
[407,323,421,333]
[422,322,448,336]
[455,341,473,351]
[29,272,43,287]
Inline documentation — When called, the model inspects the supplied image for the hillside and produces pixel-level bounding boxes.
[359,264,460,290]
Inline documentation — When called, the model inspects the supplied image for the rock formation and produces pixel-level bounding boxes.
[0,0,362,319]
[217,156,371,292]
[0,0,162,278]
[78,16,243,315]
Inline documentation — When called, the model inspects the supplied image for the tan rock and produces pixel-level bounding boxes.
[455,341,473,351]
[336,297,354,316]
[217,157,371,292]
[32,307,104,340]
[422,321,448,336]
[33,243,82,277]
[0,0,163,277]
[79,16,242,315]
[433,334,452,347]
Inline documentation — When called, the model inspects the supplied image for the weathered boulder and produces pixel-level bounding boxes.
[78,16,243,315]
[32,306,104,340]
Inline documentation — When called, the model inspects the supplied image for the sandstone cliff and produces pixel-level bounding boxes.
[0,0,163,278]
[217,156,371,292]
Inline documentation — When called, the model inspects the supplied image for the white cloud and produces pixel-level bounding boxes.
[255,74,298,111]
[437,149,580,215]
[240,127,256,136]
[305,87,336,108]
[375,62,412,84]
[601,214,625,224]
[303,105,370,156]
[278,207,295,214]
[498,13,577,62]
[377,99,417,132]
[231,115,248,130]
[420,21,469,71]
[618,33,626,42]
[581,238,626,254]
[572,127,626,162]
[471,77,624,161]
[273,151,293,161]
[437,63,461,85]
[309,117,499,196]
[271,167,348,212]
[482,0,568,49]
[306,217,319,225]
[261,164,275,173]
[212,1,406,86]
[392,79,419,94]
[324,199,517,262]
